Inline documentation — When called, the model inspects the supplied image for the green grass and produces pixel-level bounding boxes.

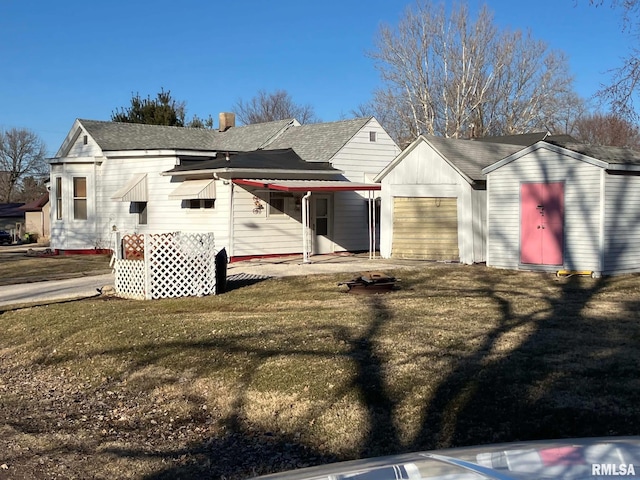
[0,265,639,479]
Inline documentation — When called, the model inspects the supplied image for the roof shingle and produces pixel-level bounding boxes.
[78,118,294,152]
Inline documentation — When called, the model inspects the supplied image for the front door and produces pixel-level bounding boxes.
[520,182,564,265]
[312,195,333,254]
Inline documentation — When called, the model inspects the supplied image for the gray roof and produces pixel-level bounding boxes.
[78,119,294,152]
[560,143,640,166]
[472,132,549,146]
[425,135,525,181]
[264,117,372,162]
[472,132,580,146]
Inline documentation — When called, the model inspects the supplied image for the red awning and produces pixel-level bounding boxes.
[233,179,380,192]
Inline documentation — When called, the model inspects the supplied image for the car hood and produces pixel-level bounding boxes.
[252,437,640,479]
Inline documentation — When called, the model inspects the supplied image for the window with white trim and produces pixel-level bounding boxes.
[187,199,215,209]
[55,177,62,220]
[268,192,300,218]
[73,177,87,220]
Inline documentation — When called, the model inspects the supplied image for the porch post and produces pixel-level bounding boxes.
[368,190,376,260]
[302,191,312,263]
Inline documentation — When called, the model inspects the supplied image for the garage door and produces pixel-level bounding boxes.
[392,197,459,260]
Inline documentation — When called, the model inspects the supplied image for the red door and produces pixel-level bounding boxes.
[520,182,564,265]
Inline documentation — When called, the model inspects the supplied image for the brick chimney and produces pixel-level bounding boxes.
[219,112,236,132]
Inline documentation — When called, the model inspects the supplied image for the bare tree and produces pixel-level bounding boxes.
[369,1,577,140]
[545,92,589,136]
[575,112,640,147]
[234,89,318,125]
[0,128,48,202]
[591,1,640,119]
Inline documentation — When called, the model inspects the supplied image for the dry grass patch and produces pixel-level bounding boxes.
[0,252,111,285]
[0,265,639,478]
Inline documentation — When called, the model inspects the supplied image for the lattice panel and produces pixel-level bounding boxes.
[113,232,217,300]
[147,232,216,299]
[114,258,146,299]
[122,234,145,260]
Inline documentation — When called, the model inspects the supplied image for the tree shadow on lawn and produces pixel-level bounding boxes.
[145,271,640,478]
[407,273,640,452]
[7,269,640,479]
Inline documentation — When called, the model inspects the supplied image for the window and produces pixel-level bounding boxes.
[73,177,87,220]
[55,177,62,220]
[268,192,300,218]
[269,195,286,216]
[187,199,215,209]
[131,202,147,225]
[369,131,377,142]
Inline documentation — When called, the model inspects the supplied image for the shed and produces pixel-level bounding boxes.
[483,141,640,276]
[374,135,523,264]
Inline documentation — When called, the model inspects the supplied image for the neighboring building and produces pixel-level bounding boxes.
[49,115,399,259]
[20,193,50,242]
[483,141,640,276]
[0,203,26,240]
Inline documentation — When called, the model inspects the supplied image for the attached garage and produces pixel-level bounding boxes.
[391,197,459,260]
[375,135,523,264]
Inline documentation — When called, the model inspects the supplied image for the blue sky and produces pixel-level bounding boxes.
[0,0,631,156]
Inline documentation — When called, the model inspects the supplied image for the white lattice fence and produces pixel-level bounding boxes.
[114,258,146,300]
[113,232,217,300]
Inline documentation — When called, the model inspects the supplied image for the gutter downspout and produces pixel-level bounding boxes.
[228,181,235,259]
[302,191,312,263]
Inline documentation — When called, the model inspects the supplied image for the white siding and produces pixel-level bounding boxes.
[99,157,230,250]
[231,186,304,257]
[331,118,400,252]
[487,149,602,271]
[603,172,640,274]
[379,140,483,264]
[50,162,99,250]
[67,131,102,158]
[52,154,230,252]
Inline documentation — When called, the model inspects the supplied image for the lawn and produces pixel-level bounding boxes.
[0,264,639,479]
[0,251,111,285]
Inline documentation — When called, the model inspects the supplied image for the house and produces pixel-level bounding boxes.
[20,193,50,242]
[49,114,399,260]
[483,141,640,276]
[0,203,25,240]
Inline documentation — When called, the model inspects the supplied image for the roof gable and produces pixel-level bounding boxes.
[482,142,609,174]
[376,135,524,183]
